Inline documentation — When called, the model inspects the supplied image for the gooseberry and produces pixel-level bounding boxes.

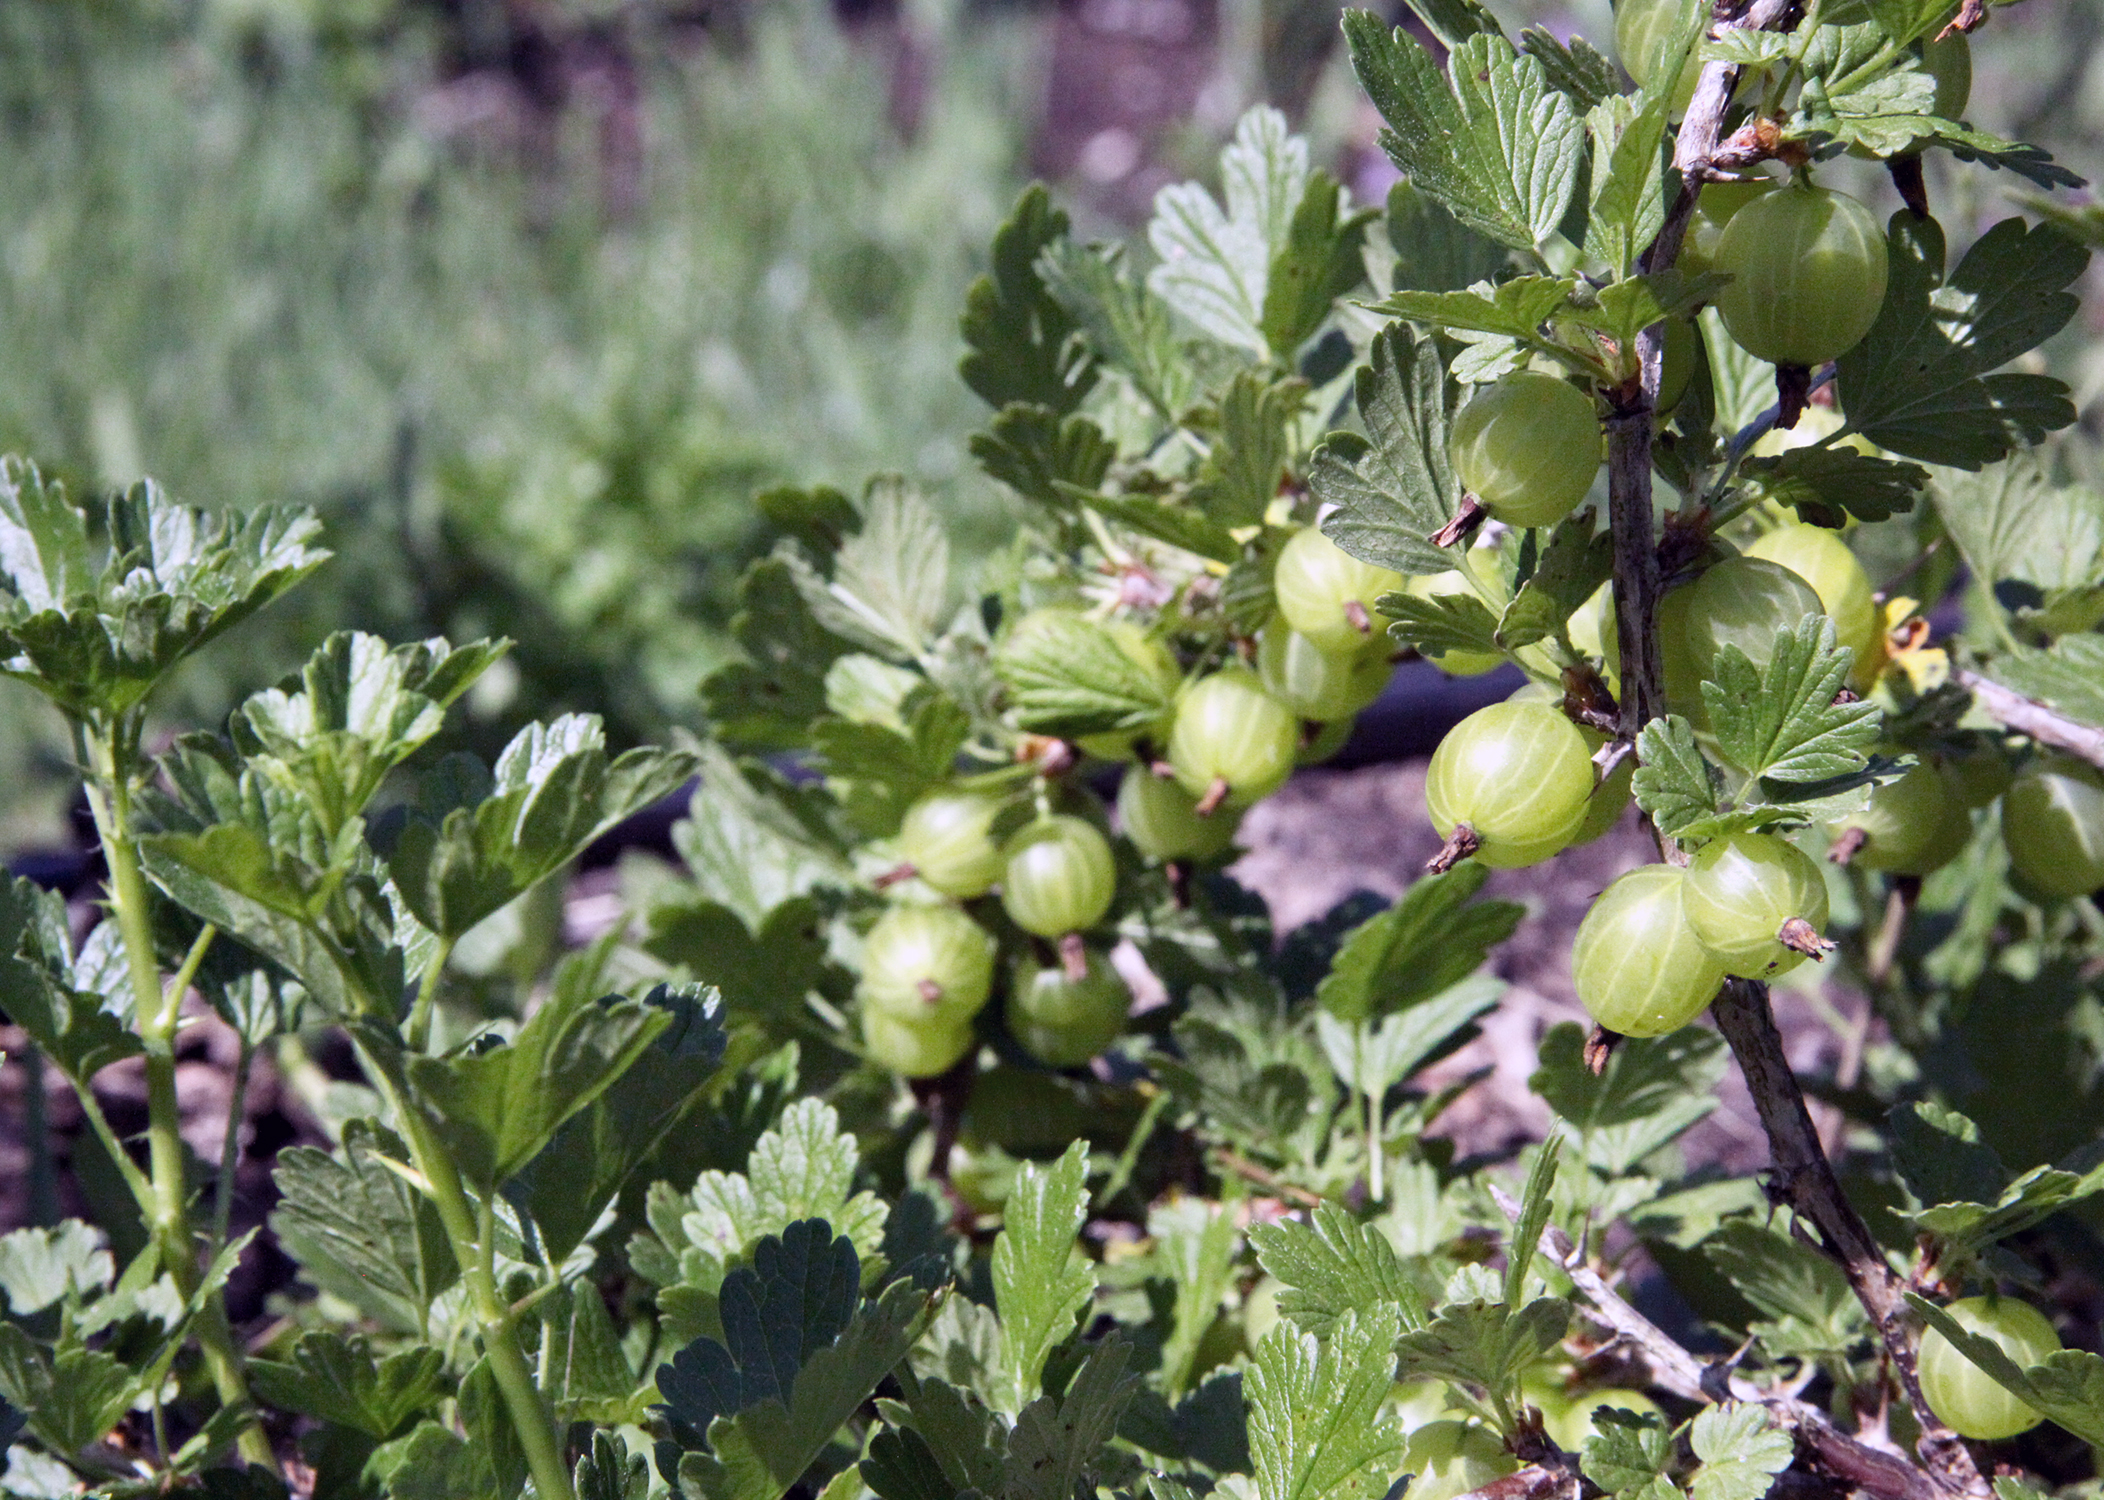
[858,903,998,1025]
[1682,555,1825,679]
[1741,525,1878,674]
[1834,760,1971,875]
[2001,758,2104,898]
[1167,669,1299,809]
[1711,182,1889,367]
[862,1008,974,1079]
[1425,702,1595,867]
[1450,372,1601,529]
[1257,619,1392,721]
[1274,527,1404,655]
[1118,767,1242,861]
[1001,815,1118,937]
[1009,949,1131,1066]
[1573,865,1728,1037]
[897,788,1007,898]
[1918,1295,2060,1441]
[1683,832,1831,978]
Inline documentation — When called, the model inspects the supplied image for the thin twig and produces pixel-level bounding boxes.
[1490,1188,1952,1500]
[1956,668,2104,770]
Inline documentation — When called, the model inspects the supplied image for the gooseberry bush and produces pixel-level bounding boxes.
[1,2,2103,1498]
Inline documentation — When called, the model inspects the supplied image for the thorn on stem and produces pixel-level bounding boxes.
[1584,1025,1623,1075]
[1430,495,1491,550]
[1886,153,1929,218]
[1427,824,1480,873]
[1827,826,1868,866]
[1058,931,1089,982]
[1195,776,1232,817]
[1778,917,1836,962]
[1775,363,1812,431]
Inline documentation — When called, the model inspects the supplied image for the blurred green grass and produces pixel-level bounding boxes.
[0,0,1044,843]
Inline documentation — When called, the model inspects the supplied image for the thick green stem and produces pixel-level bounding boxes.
[404,936,456,1055]
[81,727,275,1473]
[405,1113,575,1500]
[352,1045,574,1500]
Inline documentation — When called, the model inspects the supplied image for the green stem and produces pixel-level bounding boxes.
[212,1039,255,1255]
[80,725,275,1473]
[1359,1022,1383,1206]
[404,936,457,1055]
[355,1050,574,1500]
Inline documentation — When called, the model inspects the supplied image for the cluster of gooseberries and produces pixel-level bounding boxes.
[1421,506,2104,1042]
[856,523,1418,1077]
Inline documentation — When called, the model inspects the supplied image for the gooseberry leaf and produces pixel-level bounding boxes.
[1260,172,1379,361]
[1308,323,1463,579]
[994,612,1177,738]
[1889,1101,2008,1210]
[705,556,854,752]
[1189,373,1310,529]
[1702,617,1880,783]
[1382,183,1514,296]
[969,404,1116,514]
[1246,1307,1409,1500]
[515,984,729,1266]
[1366,275,1573,343]
[1038,240,1196,417]
[386,714,698,940]
[1688,1404,1794,1500]
[1392,1295,1570,1395]
[992,1142,1096,1415]
[1861,0,1962,46]
[1316,976,1503,1100]
[247,1333,445,1439]
[659,1224,941,1500]
[1978,638,2104,733]
[1498,512,1613,650]
[0,1326,150,1459]
[270,1121,457,1335]
[960,185,1094,415]
[1904,1298,2104,1446]
[0,462,328,721]
[1583,94,1668,278]
[1152,1199,1244,1400]
[1345,16,1585,254]
[670,749,853,932]
[577,1432,652,1500]
[1073,490,1244,564]
[1631,716,1724,836]
[1702,1221,1867,1358]
[1519,27,1622,111]
[0,1223,113,1317]
[1118,1372,1251,1475]
[1837,214,2087,469]
[1742,447,1926,527]
[1147,107,1312,358]
[1376,587,1501,661]
[0,876,145,1081]
[1250,1203,1429,1340]
[1315,866,1522,1023]
[1531,1022,1728,1176]
[1582,1408,1674,1494]
[1932,458,2104,601]
[795,479,952,662]
[1001,1337,1140,1500]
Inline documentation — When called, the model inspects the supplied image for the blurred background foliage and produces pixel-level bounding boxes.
[0,0,2096,848]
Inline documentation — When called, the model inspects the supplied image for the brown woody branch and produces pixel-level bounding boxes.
[1708,981,1986,1498]
[1606,2,1990,1494]
[1956,668,2104,771]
